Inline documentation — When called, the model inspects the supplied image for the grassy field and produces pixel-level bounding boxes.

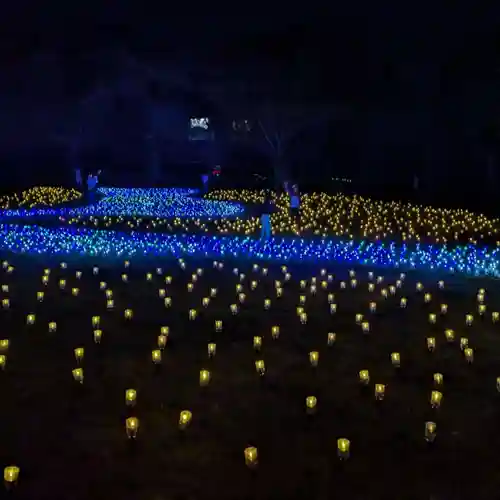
[0,252,500,499]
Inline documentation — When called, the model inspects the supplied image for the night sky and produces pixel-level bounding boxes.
[0,2,499,192]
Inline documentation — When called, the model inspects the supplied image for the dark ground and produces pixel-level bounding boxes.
[0,253,500,500]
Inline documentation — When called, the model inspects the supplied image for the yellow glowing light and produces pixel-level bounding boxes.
[3,465,19,485]
[271,326,280,339]
[430,390,442,408]
[124,309,133,319]
[361,321,370,333]
[93,329,102,343]
[327,332,336,346]
[152,349,162,364]
[208,343,216,357]
[464,347,474,363]
[391,352,401,367]
[427,337,436,351]
[37,291,44,301]
[253,336,262,351]
[337,438,350,459]
[444,329,455,342]
[158,334,168,349]
[433,373,443,386]
[255,360,265,375]
[244,446,258,467]
[199,369,211,386]
[465,314,473,326]
[440,304,448,314]
[425,421,437,442]
[125,389,137,406]
[2,299,9,309]
[375,384,385,400]
[0,355,6,370]
[72,368,84,383]
[306,396,317,413]
[48,321,57,332]
[179,410,192,429]
[460,337,468,350]
[0,339,9,353]
[359,370,370,384]
[74,347,84,362]
[215,320,222,332]
[125,417,139,438]
[428,313,436,324]
[309,351,319,367]
[92,316,100,327]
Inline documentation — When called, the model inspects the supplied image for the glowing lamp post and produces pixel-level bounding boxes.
[152,350,162,364]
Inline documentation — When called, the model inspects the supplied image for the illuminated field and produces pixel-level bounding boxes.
[0,187,244,219]
[0,186,499,277]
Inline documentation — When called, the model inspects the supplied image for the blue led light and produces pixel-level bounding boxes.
[0,187,244,219]
[0,224,499,277]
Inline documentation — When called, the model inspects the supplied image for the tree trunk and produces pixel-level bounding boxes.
[273,154,290,191]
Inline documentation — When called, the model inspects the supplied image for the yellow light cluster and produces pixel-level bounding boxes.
[0,186,81,209]
[64,188,500,244]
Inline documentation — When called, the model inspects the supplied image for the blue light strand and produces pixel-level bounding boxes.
[0,187,244,219]
[0,224,499,277]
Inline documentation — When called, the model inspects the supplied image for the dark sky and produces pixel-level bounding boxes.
[0,3,499,112]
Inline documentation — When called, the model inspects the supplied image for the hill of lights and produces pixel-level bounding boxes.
[0,187,244,219]
[0,186,499,277]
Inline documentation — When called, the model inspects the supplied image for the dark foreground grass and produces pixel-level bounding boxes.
[0,254,500,500]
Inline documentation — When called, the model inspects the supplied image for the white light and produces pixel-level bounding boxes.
[190,117,209,129]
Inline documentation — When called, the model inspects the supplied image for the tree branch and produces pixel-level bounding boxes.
[258,119,277,152]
